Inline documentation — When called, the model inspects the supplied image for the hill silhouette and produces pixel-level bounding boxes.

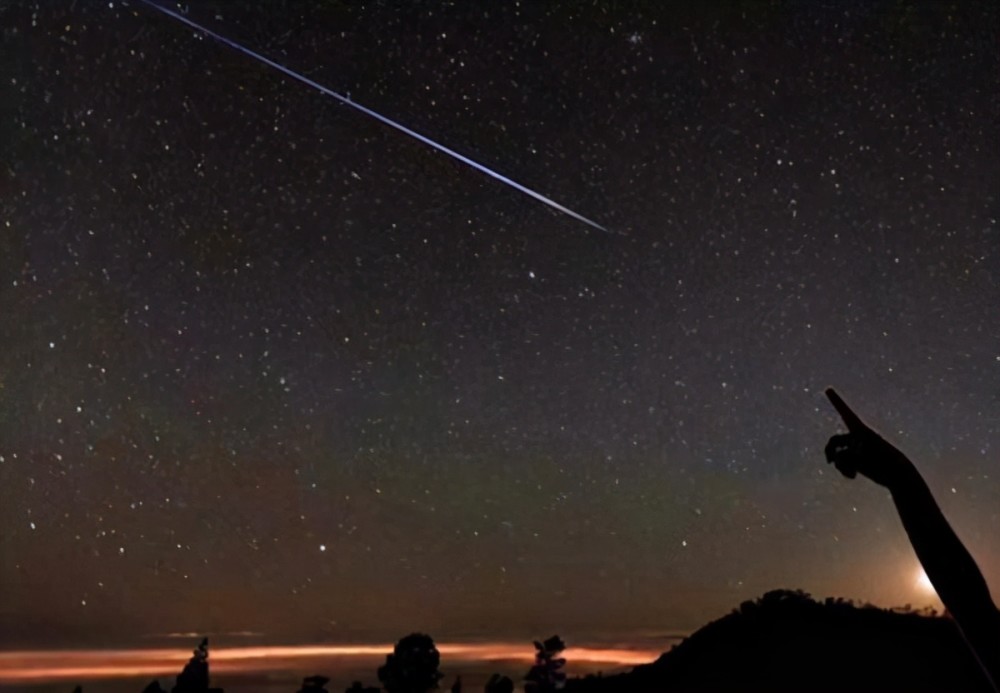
[59,590,995,692]
[565,589,994,693]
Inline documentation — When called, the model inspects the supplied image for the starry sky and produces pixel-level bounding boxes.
[1,0,998,651]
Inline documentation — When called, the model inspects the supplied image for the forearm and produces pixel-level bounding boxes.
[890,462,994,617]
[889,461,1000,684]
[823,389,1000,687]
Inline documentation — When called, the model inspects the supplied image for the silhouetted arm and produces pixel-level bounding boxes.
[824,388,1000,689]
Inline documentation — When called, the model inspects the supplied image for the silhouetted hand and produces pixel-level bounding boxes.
[824,388,1000,689]
[824,388,914,490]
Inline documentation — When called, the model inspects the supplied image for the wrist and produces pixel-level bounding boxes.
[887,457,926,497]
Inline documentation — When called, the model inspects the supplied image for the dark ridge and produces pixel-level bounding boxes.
[565,589,993,693]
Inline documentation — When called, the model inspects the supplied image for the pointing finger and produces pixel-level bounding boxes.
[825,433,853,463]
[825,388,867,433]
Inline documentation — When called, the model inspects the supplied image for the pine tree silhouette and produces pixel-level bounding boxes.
[524,636,567,692]
[377,633,445,693]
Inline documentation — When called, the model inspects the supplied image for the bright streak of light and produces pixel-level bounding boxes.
[137,1,612,234]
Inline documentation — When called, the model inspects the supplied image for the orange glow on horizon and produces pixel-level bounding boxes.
[0,641,668,683]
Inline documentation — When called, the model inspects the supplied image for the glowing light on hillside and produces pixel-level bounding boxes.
[915,567,937,597]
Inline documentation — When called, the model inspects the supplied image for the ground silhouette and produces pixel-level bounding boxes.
[343,681,380,693]
[483,674,514,693]
[564,589,993,692]
[295,675,330,693]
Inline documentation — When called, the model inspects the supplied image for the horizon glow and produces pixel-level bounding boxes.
[0,641,668,684]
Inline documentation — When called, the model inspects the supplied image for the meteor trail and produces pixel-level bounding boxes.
[138,1,611,233]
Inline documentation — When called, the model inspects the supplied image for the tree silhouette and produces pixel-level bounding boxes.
[172,638,210,692]
[524,635,567,692]
[343,682,380,693]
[167,637,223,693]
[484,673,514,693]
[377,632,445,693]
[296,675,331,693]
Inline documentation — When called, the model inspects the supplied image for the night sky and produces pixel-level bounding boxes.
[2,0,998,652]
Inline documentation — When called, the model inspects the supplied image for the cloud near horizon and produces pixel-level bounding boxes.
[0,641,667,684]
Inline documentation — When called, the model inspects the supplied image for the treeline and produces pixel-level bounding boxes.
[70,632,568,693]
[69,589,995,693]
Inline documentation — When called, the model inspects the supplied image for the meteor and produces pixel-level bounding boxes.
[138,1,611,233]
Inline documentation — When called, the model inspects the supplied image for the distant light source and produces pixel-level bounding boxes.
[915,567,936,596]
